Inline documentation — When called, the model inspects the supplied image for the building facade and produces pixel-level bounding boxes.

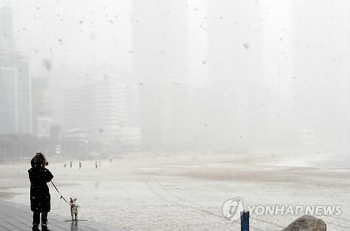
[0,8,31,135]
[132,0,190,150]
[63,75,129,149]
[31,78,53,137]
[0,53,31,134]
[0,8,14,53]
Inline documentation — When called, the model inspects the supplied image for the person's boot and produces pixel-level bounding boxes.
[32,224,40,231]
[42,224,50,231]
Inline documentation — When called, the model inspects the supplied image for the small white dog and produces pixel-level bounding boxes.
[70,198,79,221]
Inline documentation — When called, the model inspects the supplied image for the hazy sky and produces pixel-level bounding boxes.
[3,0,348,85]
[1,0,209,122]
[1,0,131,75]
[1,0,209,80]
[1,0,349,153]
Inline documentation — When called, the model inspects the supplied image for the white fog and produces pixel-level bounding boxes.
[0,0,349,230]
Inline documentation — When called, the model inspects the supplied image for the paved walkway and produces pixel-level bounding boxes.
[0,200,125,231]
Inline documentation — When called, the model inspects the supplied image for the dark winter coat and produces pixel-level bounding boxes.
[28,155,54,213]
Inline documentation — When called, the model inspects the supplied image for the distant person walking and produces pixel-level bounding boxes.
[79,162,82,169]
[28,153,54,231]
[95,161,98,169]
[70,161,72,168]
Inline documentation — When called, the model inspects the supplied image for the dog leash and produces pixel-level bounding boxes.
[51,181,69,204]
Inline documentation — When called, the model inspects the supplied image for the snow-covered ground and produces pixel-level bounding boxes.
[1,153,349,230]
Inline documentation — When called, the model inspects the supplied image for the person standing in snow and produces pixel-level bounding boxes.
[28,153,54,231]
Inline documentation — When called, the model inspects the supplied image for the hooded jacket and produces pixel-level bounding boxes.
[28,154,54,213]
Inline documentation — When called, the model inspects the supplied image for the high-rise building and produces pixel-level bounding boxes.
[0,8,14,53]
[32,78,53,137]
[0,8,31,134]
[259,1,300,151]
[0,53,31,134]
[132,0,190,150]
[63,75,128,147]
[63,89,82,131]
[290,1,350,152]
[206,1,264,150]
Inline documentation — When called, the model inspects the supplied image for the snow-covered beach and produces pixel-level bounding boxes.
[1,153,349,230]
